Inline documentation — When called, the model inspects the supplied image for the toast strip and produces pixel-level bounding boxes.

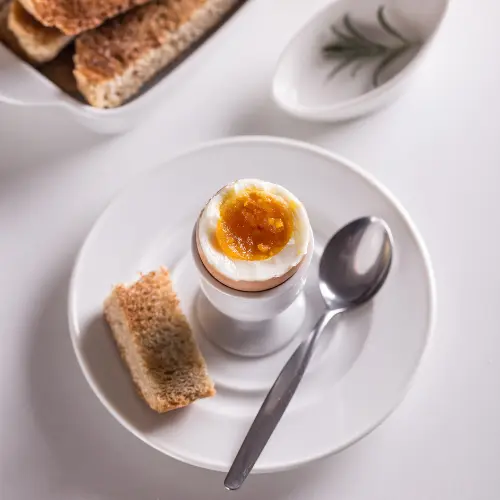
[17,0,151,35]
[0,0,27,60]
[104,268,215,413]
[7,0,70,63]
[74,0,241,108]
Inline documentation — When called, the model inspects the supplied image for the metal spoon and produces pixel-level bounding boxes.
[224,216,393,490]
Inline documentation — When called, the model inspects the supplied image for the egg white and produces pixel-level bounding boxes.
[197,179,311,283]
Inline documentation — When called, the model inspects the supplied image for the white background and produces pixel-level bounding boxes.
[1,0,499,498]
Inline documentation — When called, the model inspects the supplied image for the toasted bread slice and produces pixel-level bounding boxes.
[104,268,215,413]
[7,0,70,63]
[0,0,20,54]
[74,0,241,108]
[0,0,29,60]
[17,0,151,35]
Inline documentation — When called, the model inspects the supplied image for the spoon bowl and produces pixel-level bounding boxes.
[272,0,450,122]
[320,217,393,308]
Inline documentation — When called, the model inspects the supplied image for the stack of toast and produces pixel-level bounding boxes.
[0,0,241,107]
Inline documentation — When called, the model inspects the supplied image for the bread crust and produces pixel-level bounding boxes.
[17,0,151,35]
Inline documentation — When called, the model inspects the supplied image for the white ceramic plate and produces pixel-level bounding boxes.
[68,137,435,473]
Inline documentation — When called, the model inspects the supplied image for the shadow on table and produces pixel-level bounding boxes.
[25,250,362,500]
[227,94,377,145]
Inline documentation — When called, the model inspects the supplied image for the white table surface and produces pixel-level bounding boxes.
[1,0,499,498]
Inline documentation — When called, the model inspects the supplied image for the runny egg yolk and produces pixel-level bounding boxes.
[215,189,294,261]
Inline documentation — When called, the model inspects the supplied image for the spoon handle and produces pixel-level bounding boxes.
[224,307,344,491]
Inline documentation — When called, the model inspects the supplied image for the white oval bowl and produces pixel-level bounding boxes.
[272,0,450,122]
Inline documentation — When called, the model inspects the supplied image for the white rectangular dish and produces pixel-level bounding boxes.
[0,0,249,134]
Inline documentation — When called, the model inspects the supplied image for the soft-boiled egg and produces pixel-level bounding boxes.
[196,179,311,292]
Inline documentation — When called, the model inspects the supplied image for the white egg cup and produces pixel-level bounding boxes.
[191,228,314,357]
